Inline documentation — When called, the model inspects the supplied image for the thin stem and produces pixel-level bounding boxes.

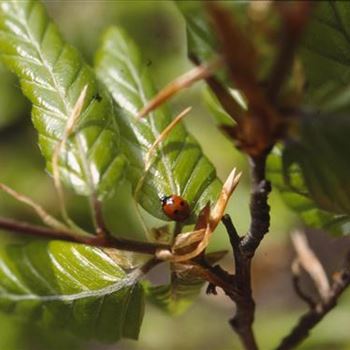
[276,254,350,350]
[291,231,331,301]
[0,216,82,241]
[140,257,162,274]
[0,216,170,255]
[291,259,316,308]
[91,195,108,238]
[222,214,241,255]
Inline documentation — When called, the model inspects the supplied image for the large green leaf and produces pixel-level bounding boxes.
[95,27,221,221]
[301,1,350,113]
[267,144,350,236]
[0,240,145,342]
[0,0,126,198]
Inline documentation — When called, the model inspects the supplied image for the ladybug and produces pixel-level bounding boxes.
[161,195,191,222]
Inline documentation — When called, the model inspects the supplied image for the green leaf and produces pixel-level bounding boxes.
[0,240,145,342]
[203,86,246,127]
[176,1,273,82]
[176,1,218,64]
[301,1,350,113]
[271,1,350,236]
[267,144,350,236]
[144,250,226,315]
[144,268,203,316]
[95,26,221,221]
[0,0,126,198]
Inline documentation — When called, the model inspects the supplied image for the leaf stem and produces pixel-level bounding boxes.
[0,216,170,255]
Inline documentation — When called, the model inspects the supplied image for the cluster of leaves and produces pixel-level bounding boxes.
[0,0,221,342]
[179,1,350,236]
[268,1,350,235]
[0,0,349,345]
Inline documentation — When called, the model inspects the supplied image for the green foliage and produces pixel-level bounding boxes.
[0,0,126,198]
[144,251,227,316]
[176,1,218,64]
[95,26,221,221]
[267,146,350,236]
[301,1,350,113]
[0,240,144,342]
[144,271,203,316]
[266,1,350,235]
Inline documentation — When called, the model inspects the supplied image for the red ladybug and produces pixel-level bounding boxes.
[161,195,191,222]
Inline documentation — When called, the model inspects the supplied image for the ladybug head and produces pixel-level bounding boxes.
[160,195,171,206]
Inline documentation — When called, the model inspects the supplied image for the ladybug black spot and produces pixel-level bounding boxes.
[93,93,102,102]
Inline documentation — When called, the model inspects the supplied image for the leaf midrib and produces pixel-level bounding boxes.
[0,269,141,302]
[116,46,177,194]
[15,0,70,116]
[13,0,98,192]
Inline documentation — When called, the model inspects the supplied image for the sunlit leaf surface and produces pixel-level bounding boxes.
[0,240,145,342]
[0,0,126,198]
[95,27,221,221]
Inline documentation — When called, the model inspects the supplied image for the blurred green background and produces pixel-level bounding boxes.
[0,1,349,349]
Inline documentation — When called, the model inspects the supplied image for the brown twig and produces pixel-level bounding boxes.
[92,195,108,238]
[291,259,316,308]
[221,214,258,350]
[222,214,241,260]
[140,257,162,274]
[200,155,270,350]
[276,253,350,350]
[291,231,331,301]
[0,216,170,255]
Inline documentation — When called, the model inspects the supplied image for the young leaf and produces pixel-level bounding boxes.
[267,145,350,236]
[301,1,350,113]
[95,27,221,221]
[144,268,203,316]
[144,250,226,315]
[0,0,126,198]
[0,240,145,342]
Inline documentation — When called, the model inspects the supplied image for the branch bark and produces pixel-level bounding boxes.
[241,153,271,256]
[219,152,271,350]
